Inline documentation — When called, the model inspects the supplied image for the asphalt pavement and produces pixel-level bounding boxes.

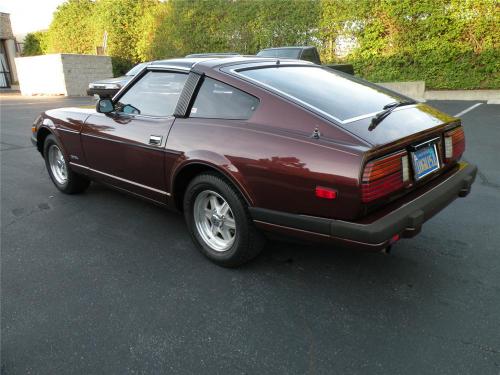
[1,95,499,374]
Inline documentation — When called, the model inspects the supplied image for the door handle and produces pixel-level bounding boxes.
[149,135,163,146]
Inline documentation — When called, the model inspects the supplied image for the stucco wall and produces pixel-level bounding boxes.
[15,54,113,96]
[0,13,14,39]
[1,12,18,83]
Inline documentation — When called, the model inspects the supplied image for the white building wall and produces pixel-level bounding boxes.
[15,54,66,95]
[15,54,113,96]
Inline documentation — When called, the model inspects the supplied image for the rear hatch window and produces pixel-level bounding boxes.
[237,66,406,123]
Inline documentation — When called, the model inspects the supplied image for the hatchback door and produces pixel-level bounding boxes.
[81,70,188,202]
[235,65,456,146]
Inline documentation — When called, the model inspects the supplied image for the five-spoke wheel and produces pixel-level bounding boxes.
[48,144,68,185]
[194,190,236,252]
[184,173,265,267]
[43,134,90,194]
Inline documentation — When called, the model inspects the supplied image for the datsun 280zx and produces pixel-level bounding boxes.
[32,57,477,266]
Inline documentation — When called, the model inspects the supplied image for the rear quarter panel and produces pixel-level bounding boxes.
[168,68,372,220]
[168,118,367,221]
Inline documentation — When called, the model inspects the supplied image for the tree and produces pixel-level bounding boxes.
[22,31,48,56]
[45,0,97,54]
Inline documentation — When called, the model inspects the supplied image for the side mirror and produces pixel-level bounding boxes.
[96,98,114,113]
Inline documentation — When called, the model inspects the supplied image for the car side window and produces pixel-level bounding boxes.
[116,71,187,117]
[190,78,259,120]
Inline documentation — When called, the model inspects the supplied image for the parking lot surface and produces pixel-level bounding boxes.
[1,95,500,374]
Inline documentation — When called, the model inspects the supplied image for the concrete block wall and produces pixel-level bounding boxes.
[376,81,426,101]
[61,54,113,96]
[15,54,113,96]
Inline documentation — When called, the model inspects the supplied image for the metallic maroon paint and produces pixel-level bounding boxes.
[32,57,476,251]
[80,113,175,202]
[167,116,365,220]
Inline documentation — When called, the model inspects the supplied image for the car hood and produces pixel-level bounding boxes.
[90,75,132,86]
[338,103,457,147]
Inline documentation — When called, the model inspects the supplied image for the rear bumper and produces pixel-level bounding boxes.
[250,162,477,250]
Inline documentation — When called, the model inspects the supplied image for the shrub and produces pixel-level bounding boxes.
[319,0,500,89]
[43,0,499,88]
[22,31,48,56]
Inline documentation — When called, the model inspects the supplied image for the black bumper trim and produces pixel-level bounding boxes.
[249,162,477,244]
[86,88,119,98]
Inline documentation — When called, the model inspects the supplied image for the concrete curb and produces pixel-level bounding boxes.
[376,81,500,102]
[425,90,500,102]
[377,81,425,101]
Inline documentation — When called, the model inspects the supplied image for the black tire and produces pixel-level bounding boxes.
[43,134,90,194]
[183,173,265,267]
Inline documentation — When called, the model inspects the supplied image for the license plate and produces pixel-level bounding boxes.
[411,144,440,180]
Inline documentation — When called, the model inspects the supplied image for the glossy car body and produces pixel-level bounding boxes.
[33,57,477,254]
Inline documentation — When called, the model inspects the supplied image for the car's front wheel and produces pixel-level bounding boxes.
[184,173,265,267]
[43,134,90,194]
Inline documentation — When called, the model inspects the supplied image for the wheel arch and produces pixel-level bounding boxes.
[36,126,55,155]
[171,161,253,212]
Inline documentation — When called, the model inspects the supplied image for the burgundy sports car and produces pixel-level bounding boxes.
[32,57,477,266]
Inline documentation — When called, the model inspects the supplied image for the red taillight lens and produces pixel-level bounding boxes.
[361,151,408,203]
[444,127,465,162]
[315,186,337,199]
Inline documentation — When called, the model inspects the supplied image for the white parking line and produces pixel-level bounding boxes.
[0,102,63,106]
[0,99,92,107]
[453,103,483,117]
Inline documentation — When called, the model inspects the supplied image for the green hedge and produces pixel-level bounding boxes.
[32,0,499,88]
[22,31,48,56]
[320,0,500,89]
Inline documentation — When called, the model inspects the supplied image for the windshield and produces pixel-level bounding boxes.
[126,62,149,76]
[238,66,406,122]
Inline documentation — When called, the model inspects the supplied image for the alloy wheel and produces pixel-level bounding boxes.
[193,190,237,252]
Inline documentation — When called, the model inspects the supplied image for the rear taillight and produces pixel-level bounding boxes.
[361,151,409,203]
[444,127,465,162]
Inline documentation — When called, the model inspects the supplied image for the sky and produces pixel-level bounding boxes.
[0,0,66,40]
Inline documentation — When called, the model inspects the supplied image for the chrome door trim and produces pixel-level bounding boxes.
[81,132,167,152]
[69,162,171,196]
[81,132,182,154]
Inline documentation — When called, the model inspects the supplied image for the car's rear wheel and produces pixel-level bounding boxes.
[44,134,90,194]
[184,173,265,267]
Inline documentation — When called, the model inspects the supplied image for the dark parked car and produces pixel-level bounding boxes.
[257,46,355,75]
[87,62,149,98]
[32,57,477,267]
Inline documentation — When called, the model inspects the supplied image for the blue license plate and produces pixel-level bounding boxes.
[411,144,440,180]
